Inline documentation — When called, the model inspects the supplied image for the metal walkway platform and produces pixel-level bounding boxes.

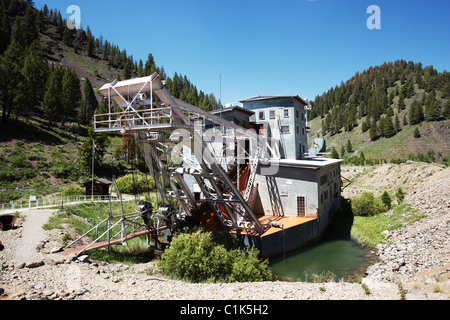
[58,228,154,256]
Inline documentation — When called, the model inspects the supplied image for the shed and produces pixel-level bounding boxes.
[83,178,113,197]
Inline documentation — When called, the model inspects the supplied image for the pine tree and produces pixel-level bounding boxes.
[61,69,81,124]
[0,4,11,54]
[0,30,26,123]
[330,147,339,159]
[144,53,156,76]
[42,4,49,16]
[382,115,396,138]
[79,78,98,124]
[78,127,109,174]
[102,39,109,60]
[409,101,424,125]
[398,95,406,110]
[444,100,450,119]
[425,101,441,121]
[413,127,421,138]
[21,41,49,113]
[86,27,95,57]
[394,113,401,132]
[381,191,392,209]
[346,139,353,153]
[7,0,23,17]
[63,23,75,46]
[361,120,367,133]
[396,187,405,203]
[22,6,38,47]
[123,58,133,79]
[42,67,64,125]
[369,118,379,140]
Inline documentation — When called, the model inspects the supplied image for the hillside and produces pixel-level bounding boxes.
[0,0,218,203]
[308,61,450,164]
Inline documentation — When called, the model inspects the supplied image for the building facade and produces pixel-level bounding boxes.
[239,95,309,160]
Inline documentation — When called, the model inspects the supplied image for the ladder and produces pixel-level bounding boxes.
[243,144,261,202]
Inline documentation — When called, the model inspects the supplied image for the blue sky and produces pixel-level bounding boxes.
[35,0,450,105]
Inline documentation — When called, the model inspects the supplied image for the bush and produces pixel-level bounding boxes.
[115,173,155,194]
[351,192,387,216]
[395,187,405,203]
[0,190,22,203]
[158,230,273,283]
[381,191,392,209]
[63,183,84,196]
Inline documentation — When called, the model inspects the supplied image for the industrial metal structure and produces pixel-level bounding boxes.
[95,73,274,236]
[62,73,344,258]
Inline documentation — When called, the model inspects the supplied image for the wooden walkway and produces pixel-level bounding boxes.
[59,228,152,256]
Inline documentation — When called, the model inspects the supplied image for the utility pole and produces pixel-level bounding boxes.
[92,140,95,201]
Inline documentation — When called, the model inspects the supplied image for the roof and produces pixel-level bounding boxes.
[260,157,343,170]
[210,106,254,115]
[83,178,113,185]
[99,76,154,96]
[239,95,308,106]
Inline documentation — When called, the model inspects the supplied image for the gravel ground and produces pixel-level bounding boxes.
[1,164,449,301]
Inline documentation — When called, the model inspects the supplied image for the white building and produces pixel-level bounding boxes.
[239,95,309,160]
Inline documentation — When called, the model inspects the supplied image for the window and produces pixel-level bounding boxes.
[297,196,306,216]
[269,110,275,119]
[284,109,289,118]
[302,127,305,135]
[296,110,299,118]
[320,174,328,186]
[259,111,265,120]
[281,126,290,134]
[296,126,299,134]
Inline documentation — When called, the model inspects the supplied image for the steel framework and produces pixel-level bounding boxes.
[95,73,273,236]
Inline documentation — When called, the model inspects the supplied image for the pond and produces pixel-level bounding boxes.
[269,228,378,282]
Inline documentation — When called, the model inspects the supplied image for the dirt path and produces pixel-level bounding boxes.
[9,210,57,265]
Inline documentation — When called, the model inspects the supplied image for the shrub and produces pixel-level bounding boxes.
[395,187,405,203]
[158,230,273,283]
[351,192,387,216]
[381,191,392,209]
[0,190,22,203]
[63,183,84,196]
[115,173,155,194]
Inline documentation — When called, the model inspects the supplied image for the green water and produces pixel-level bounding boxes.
[269,231,378,282]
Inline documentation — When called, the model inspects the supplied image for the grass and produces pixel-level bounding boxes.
[350,202,426,247]
[44,199,160,264]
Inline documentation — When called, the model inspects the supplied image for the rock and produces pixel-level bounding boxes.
[43,290,54,297]
[77,255,92,263]
[74,288,88,296]
[64,254,77,263]
[26,260,45,268]
[34,282,46,290]
[50,246,63,254]
[35,241,45,251]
